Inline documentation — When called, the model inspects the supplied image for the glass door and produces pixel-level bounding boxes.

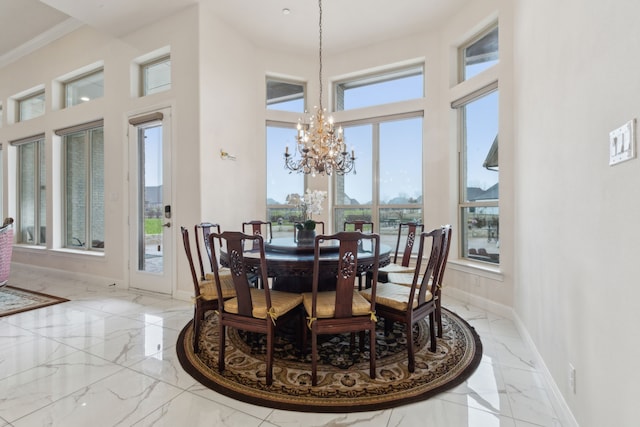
[128,108,173,294]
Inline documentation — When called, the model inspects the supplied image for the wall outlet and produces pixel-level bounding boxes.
[568,363,576,393]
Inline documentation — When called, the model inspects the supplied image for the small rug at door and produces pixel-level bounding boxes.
[176,308,482,412]
[0,285,69,317]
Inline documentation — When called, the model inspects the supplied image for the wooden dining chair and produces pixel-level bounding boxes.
[365,221,423,289]
[361,227,445,372]
[386,225,452,338]
[180,227,236,353]
[302,231,380,386]
[194,222,222,281]
[242,220,273,244]
[343,220,374,290]
[209,231,303,386]
[343,220,374,233]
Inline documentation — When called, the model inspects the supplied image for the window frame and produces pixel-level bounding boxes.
[64,68,104,108]
[455,86,499,265]
[141,55,171,96]
[266,77,306,113]
[13,135,46,246]
[58,121,105,251]
[333,111,424,241]
[458,23,499,83]
[334,64,424,112]
[18,90,45,122]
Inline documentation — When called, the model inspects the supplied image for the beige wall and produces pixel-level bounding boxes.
[514,0,640,425]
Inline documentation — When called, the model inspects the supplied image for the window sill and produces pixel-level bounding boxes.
[447,258,503,282]
[51,248,105,257]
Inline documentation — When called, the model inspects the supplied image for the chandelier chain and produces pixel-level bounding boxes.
[318,0,323,111]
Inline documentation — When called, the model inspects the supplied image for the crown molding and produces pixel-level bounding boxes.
[0,17,83,69]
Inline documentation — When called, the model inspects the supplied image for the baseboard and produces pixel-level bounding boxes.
[444,286,578,427]
[443,286,514,319]
[511,313,579,427]
[10,262,124,290]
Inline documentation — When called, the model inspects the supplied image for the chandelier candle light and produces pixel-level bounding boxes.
[284,0,356,176]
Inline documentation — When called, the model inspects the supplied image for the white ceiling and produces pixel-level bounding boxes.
[0,0,471,62]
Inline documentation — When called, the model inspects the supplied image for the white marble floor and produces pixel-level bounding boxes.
[0,269,567,427]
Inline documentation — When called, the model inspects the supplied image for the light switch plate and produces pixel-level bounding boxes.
[609,119,636,166]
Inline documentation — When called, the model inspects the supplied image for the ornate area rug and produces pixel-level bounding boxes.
[0,285,69,317]
[177,308,482,412]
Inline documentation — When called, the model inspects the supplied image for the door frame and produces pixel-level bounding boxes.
[126,106,174,295]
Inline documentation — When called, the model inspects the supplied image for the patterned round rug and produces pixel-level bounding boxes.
[176,308,482,412]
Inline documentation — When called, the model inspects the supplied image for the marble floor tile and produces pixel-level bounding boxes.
[12,368,183,427]
[0,274,568,427]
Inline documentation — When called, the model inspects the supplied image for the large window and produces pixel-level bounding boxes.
[16,136,46,245]
[142,55,171,96]
[334,113,423,248]
[335,65,423,111]
[18,91,45,122]
[457,89,499,264]
[266,123,305,237]
[59,122,104,250]
[64,69,104,107]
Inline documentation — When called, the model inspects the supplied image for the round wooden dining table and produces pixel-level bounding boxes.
[220,237,391,292]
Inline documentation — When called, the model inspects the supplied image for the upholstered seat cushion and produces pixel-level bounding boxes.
[223,288,302,319]
[379,262,415,274]
[301,290,372,318]
[360,282,433,312]
[386,272,433,291]
[199,269,236,301]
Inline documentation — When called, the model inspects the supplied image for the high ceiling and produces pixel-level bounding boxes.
[0,0,471,64]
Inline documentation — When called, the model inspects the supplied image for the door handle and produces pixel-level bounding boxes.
[163,222,171,228]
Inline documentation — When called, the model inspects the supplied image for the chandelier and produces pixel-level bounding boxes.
[284,0,355,176]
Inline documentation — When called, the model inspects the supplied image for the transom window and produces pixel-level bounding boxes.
[335,65,424,111]
[18,91,45,122]
[65,69,104,107]
[266,78,305,113]
[460,24,499,81]
[142,55,171,96]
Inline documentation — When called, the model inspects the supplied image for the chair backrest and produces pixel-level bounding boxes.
[209,231,271,317]
[433,225,452,292]
[393,222,424,267]
[180,226,204,299]
[343,220,374,233]
[194,222,221,281]
[242,220,273,250]
[310,231,380,319]
[409,228,446,307]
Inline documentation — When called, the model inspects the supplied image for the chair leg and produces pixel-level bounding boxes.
[218,322,226,373]
[311,329,318,386]
[429,312,437,352]
[436,299,443,338]
[266,323,274,386]
[192,306,200,353]
[407,322,415,373]
[369,327,376,379]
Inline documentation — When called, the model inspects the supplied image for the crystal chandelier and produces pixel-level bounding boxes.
[284,0,355,176]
